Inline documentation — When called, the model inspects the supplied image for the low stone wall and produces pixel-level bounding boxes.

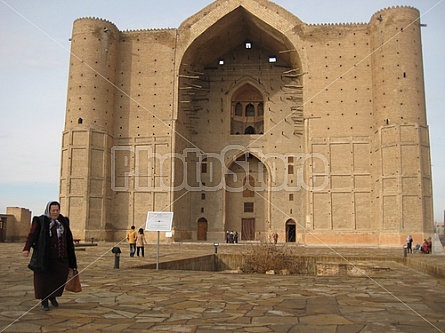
[406,257,445,279]
[138,255,217,271]
[136,254,245,272]
[134,253,445,279]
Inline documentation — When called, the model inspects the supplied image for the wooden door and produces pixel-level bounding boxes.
[197,220,208,241]
[241,218,255,240]
[286,222,296,242]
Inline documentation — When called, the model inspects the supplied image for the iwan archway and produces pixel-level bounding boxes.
[174,3,303,242]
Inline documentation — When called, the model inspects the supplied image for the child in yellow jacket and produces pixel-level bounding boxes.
[126,226,137,257]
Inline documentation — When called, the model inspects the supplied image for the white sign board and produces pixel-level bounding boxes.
[145,212,173,231]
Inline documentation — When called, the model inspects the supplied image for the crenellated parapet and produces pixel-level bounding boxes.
[371,5,419,21]
[123,28,176,33]
[73,17,118,29]
[306,22,367,26]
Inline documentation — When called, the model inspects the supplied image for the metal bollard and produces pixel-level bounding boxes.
[112,247,121,268]
[214,243,219,254]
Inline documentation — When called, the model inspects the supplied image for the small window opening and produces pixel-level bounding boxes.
[244,202,254,212]
[218,59,225,65]
[288,165,294,174]
[235,102,242,116]
[269,56,277,63]
[243,176,255,197]
[258,102,264,116]
[245,126,255,134]
[245,42,252,49]
[201,161,207,173]
[245,104,255,116]
[78,118,83,124]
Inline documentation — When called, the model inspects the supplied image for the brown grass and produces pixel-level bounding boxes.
[241,241,308,275]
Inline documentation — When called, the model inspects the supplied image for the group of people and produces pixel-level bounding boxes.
[126,226,148,257]
[225,230,238,243]
[406,235,432,254]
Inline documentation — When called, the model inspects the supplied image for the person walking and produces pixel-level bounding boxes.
[22,201,78,311]
[406,235,413,253]
[136,228,148,257]
[126,226,137,257]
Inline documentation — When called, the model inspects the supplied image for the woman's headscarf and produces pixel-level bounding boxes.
[45,201,64,238]
[45,201,60,218]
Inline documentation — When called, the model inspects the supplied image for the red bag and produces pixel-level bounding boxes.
[65,269,82,292]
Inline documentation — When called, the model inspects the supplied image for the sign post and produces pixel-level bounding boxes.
[145,212,173,270]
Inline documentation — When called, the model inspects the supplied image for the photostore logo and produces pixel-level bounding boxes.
[111,145,329,193]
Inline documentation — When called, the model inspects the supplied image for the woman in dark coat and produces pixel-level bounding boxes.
[22,201,78,311]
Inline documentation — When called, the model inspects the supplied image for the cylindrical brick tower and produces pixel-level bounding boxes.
[61,18,120,240]
[371,6,426,126]
[370,6,433,245]
[65,18,119,132]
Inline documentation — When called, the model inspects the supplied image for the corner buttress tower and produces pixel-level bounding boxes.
[370,7,433,244]
[61,18,119,240]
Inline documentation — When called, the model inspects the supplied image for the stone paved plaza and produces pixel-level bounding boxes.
[0,242,444,332]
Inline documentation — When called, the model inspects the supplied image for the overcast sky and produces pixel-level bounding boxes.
[0,0,444,222]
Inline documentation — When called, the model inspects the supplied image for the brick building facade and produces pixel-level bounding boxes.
[61,0,434,246]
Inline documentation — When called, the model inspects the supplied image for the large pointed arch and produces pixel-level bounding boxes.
[224,151,270,241]
[175,2,304,121]
[172,0,305,244]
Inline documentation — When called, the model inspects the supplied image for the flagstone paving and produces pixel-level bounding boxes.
[0,242,444,332]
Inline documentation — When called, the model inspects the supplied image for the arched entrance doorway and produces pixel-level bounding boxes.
[286,219,296,242]
[197,218,208,241]
[225,152,268,241]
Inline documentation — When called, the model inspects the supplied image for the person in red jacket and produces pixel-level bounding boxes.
[421,238,432,254]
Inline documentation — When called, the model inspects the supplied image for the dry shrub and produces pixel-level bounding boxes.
[241,241,307,275]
